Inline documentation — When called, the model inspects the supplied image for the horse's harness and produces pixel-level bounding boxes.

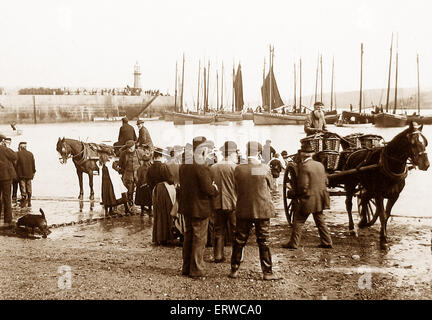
[60,141,86,165]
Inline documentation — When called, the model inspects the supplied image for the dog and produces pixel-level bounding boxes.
[16,208,51,238]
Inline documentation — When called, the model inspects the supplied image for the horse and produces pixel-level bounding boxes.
[341,122,429,249]
[56,137,114,201]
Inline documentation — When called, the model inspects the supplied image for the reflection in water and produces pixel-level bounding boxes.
[79,200,84,213]
[90,200,94,212]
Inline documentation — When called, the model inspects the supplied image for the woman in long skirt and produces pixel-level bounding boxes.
[99,154,117,215]
[147,147,175,245]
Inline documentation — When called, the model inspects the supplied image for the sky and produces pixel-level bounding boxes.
[1,0,432,106]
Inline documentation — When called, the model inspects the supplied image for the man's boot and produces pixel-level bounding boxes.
[20,196,27,208]
[213,236,225,263]
[27,193,32,207]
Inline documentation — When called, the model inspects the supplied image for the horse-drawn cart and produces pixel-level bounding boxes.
[282,123,429,249]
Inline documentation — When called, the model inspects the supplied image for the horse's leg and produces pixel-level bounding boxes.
[375,196,387,250]
[383,193,399,243]
[345,187,355,234]
[77,169,84,200]
[88,172,94,201]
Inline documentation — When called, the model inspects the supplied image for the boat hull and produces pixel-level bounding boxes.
[215,113,243,122]
[374,113,407,128]
[341,111,374,124]
[172,113,215,125]
[253,112,305,125]
[242,112,254,120]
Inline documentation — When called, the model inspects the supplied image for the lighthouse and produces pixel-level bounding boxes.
[133,61,141,89]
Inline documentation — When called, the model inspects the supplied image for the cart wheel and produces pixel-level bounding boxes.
[283,164,298,226]
[356,191,379,227]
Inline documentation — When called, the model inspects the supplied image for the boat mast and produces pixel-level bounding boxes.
[330,56,334,111]
[174,60,178,113]
[299,58,302,112]
[197,59,201,112]
[216,69,219,111]
[269,45,273,112]
[417,53,420,115]
[314,54,319,103]
[203,64,207,114]
[180,53,185,113]
[221,62,224,110]
[320,54,323,102]
[359,43,364,113]
[232,62,235,113]
[207,60,210,111]
[293,62,297,111]
[385,33,393,113]
[393,34,399,114]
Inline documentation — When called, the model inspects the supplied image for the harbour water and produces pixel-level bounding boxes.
[1,118,431,225]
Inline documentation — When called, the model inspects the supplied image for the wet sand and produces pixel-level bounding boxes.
[1,188,431,300]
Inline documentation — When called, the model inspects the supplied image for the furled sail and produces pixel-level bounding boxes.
[234,64,244,112]
[261,68,284,110]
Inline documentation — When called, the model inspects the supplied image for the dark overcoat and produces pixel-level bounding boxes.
[16,149,36,179]
[0,146,18,181]
[118,123,137,146]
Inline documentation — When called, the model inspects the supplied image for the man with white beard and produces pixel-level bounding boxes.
[304,101,327,136]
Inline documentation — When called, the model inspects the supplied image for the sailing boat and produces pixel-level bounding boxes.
[253,46,305,125]
[215,62,243,122]
[173,57,215,125]
[374,34,407,128]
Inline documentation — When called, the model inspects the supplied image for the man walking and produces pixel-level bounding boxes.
[304,101,327,135]
[0,136,18,226]
[16,142,36,207]
[282,145,332,249]
[179,136,218,278]
[229,141,279,281]
[136,119,153,151]
[118,140,145,206]
[210,141,237,263]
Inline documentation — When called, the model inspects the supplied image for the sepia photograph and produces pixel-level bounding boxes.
[1,0,431,307]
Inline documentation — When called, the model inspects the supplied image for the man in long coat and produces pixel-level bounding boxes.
[117,117,137,147]
[282,145,332,249]
[0,136,18,225]
[229,141,279,281]
[210,141,238,263]
[304,101,327,135]
[16,142,36,207]
[136,119,153,151]
[179,136,218,278]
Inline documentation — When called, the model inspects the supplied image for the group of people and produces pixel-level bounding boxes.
[0,136,36,227]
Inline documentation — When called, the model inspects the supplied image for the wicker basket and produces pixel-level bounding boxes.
[324,137,341,152]
[343,133,363,150]
[317,151,340,171]
[300,136,323,153]
[359,134,383,149]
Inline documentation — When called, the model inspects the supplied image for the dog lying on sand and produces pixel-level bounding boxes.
[16,209,51,238]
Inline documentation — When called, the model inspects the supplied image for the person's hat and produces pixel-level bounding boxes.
[298,145,315,155]
[281,150,288,158]
[4,137,11,142]
[125,140,135,148]
[314,101,324,108]
[153,146,170,158]
[19,141,27,146]
[219,141,238,156]
[136,119,144,125]
[122,117,129,123]
[0,134,6,141]
[192,136,212,151]
[246,141,263,156]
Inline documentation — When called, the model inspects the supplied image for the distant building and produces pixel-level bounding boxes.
[134,61,141,89]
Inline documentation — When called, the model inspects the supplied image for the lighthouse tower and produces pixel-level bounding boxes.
[133,61,141,89]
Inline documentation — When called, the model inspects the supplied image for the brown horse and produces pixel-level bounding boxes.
[339,122,429,249]
[56,138,114,200]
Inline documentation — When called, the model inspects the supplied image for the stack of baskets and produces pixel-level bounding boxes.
[317,135,341,171]
[359,134,383,149]
[300,135,324,153]
[343,133,363,150]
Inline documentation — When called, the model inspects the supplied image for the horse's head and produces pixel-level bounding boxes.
[406,122,429,171]
[56,137,70,164]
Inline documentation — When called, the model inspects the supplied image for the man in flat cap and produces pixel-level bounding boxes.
[209,141,238,263]
[304,101,327,135]
[282,145,332,249]
[118,139,146,207]
[0,137,18,226]
[16,142,36,207]
[229,141,280,281]
[179,136,219,278]
[136,119,153,151]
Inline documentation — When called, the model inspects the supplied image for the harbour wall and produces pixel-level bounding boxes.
[0,94,176,123]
